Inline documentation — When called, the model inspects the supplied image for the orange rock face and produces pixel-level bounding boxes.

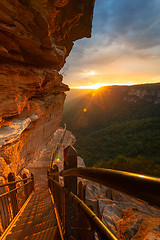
[0,0,95,177]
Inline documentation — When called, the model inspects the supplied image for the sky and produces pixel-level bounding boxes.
[61,0,160,88]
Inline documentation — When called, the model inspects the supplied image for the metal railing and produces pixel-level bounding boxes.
[50,123,66,169]
[48,145,160,240]
[48,146,118,240]
[60,167,160,209]
[48,174,116,240]
[0,173,34,236]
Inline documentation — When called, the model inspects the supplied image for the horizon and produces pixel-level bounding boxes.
[70,81,160,90]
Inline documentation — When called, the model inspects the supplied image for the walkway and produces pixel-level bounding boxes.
[4,189,60,240]
[27,129,66,190]
[1,128,68,240]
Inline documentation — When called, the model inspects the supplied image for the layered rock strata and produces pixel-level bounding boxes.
[0,0,95,178]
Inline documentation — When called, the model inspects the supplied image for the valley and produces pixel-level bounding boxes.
[63,84,160,176]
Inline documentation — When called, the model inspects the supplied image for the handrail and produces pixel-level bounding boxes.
[0,180,33,198]
[0,174,34,236]
[0,178,32,188]
[48,145,160,239]
[50,123,66,169]
[60,167,160,209]
[49,176,117,240]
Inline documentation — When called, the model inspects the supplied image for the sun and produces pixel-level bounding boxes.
[89,83,106,89]
[89,71,96,76]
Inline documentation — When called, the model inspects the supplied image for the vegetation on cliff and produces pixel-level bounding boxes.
[74,117,160,167]
[64,84,160,136]
[94,155,160,178]
[63,84,160,177]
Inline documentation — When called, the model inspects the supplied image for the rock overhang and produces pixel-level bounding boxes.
[0,0,95,174]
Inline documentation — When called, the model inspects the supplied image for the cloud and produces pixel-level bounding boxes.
[63,0,160,86]
[93,0,160,49]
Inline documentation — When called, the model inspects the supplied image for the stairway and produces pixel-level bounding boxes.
[4,189,60,240]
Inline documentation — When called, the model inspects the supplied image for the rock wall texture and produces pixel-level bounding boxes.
[84,181,160,240]
[0,0,95,178]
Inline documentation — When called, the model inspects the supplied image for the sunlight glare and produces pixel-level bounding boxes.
[56,157,60,162]
[84,71,97,76]
[90,71,96,76]
[75,83,108,89]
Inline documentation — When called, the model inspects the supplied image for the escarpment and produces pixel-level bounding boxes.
[0,0,95,178]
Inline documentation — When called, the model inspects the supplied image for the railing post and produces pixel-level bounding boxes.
[8,172,18,218]
[77,181,95,240]
[23,173,29,200]
[64,145,78,238]
[31,173,34,192]
[51,164,61,216]
[52,164,59,182]
[64,146,77,193]
[78,181,86,202]
[0,177,10,230]
[47,170,51,189]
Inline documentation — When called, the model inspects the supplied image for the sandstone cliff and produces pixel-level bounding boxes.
[0,0,95,179]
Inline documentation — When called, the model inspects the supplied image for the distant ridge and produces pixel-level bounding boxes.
[63,82,160,171]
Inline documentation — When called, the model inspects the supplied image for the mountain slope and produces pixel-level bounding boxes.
[63,84,160,135]
[63,84,160,169]
[74,117,160,166]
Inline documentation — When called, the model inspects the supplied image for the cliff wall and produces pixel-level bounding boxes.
[0,0,95,178]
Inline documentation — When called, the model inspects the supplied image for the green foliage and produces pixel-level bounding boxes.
[74,117,160,166]
[63,85,160,135]
[63,85,160,177]
[94,155,160,178]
